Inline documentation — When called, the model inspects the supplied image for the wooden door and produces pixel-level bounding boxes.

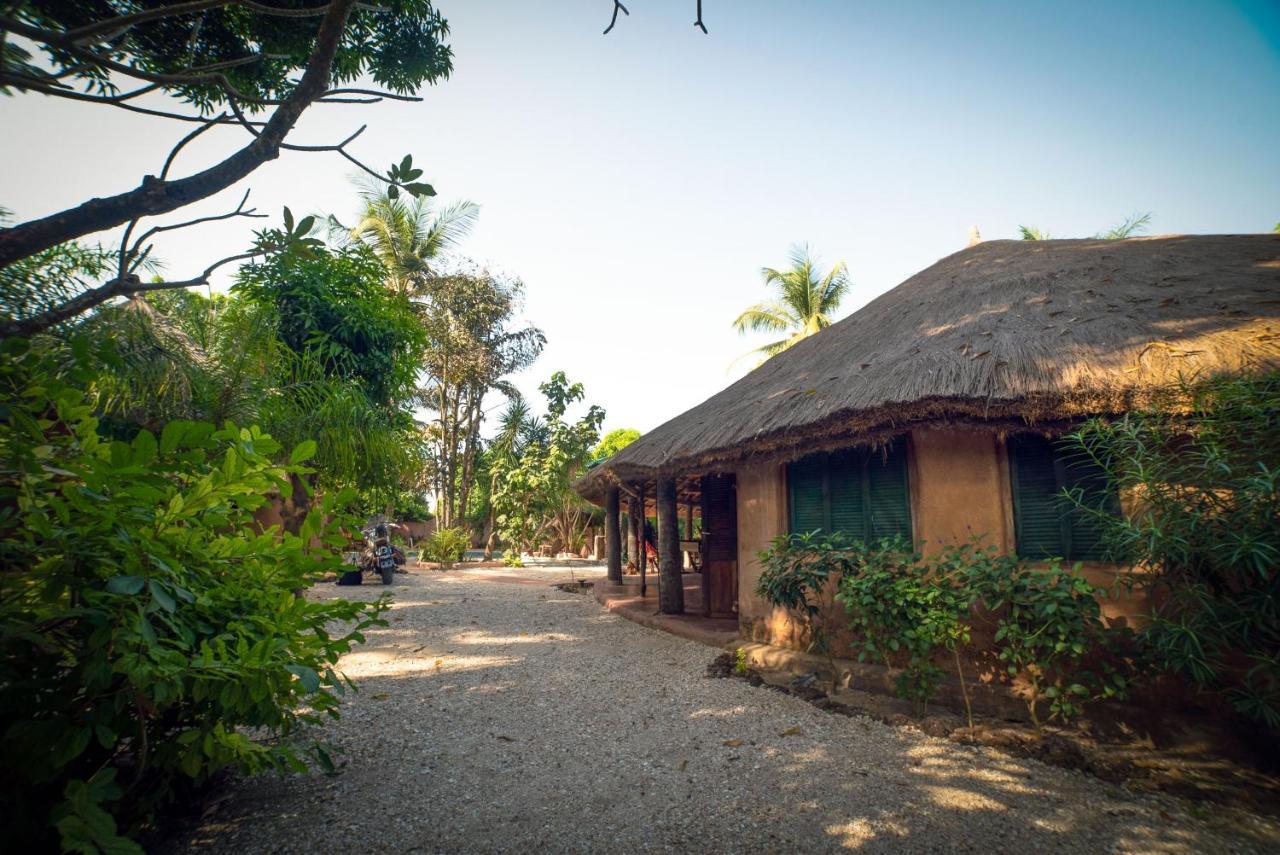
[700,473,738,618]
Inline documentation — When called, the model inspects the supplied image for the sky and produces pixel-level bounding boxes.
[4,0,1279,436]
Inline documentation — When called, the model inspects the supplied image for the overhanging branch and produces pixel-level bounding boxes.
[0,0,359,268]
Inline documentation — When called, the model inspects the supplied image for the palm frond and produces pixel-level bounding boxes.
[1019,225,1049,241]
[1096,212,1153,240]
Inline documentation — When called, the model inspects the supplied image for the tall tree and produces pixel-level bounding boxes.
[415,267,543,527]
[337,180,480,296]
[489,373,604,555]
[732,244,850,363]
[0,1,453,335]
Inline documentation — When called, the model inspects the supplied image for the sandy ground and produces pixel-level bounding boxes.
[163,564,1280,854]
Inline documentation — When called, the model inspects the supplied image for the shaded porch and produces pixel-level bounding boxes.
[602,471,739,619]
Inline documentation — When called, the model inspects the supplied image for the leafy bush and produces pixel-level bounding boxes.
[0,341,388,852]
[835,540,975,719]
[424,526,470,566]
[755,530,862,691]
[758,531,1127,728]
[502,550,523,568]
[971,557,1128,729]
[1066,371,1280,727]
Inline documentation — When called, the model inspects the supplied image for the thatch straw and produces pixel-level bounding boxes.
[581,234,1280,493]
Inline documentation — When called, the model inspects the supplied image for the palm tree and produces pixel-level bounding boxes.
[732,244,851,362]
[333,178,480,295]
[1019,212,1152,241]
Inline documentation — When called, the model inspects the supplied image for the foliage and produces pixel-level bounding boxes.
[489,373,604,554]
[734,647,750,677]
[412,266,544,529]
[759,533,1128,727]
[0,7,453,333]
[834,539,975,718]
[338,179,480,296]
[1066,371,1280,728]
[755,530,857,691]
[5,1,453,111]
[424,527,470,566]
[592,427,641,462]
[732,244,850,362]
[502,550,524,568]
[1019,212,1152,241]
[0,238,117,325]
[0,340,388,851]
[234,243,425,409]
[972,558,1127,729]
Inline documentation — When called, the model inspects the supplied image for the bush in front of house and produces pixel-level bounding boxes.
[1066,370,1280,728]
[758,534,1128,729]
[0,342,388,852]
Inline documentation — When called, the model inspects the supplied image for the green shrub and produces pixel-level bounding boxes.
[1066,371,1280,727]
[835,540,974,718]
[758,530,1128,729]
[755,530,862,691]
[971,557,1128,729]
[424,526,470,566]
[502,549,523,568]
[0,341,388,852]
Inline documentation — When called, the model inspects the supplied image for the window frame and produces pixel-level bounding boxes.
[786,438,912,544]
[1007,433,1119,561]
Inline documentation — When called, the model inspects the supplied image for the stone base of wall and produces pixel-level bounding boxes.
[735,640,1030,722]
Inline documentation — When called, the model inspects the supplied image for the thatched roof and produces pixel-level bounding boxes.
[581,234,1280,493]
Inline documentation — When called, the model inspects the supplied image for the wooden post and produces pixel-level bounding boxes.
[638,482,648,598]
[625,496,638,568]
[656,477,684,614]
[605,485,622,583]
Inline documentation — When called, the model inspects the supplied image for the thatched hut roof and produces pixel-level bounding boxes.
[580,234,1280,494]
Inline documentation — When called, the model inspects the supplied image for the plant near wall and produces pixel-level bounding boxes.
[835,540,977,721]
[972,559,1128,730]
[755,531,860,692]
[0,340,388,852]
[1064,371,1280,728]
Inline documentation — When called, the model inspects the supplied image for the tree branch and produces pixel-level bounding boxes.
[0,251,261,339]
[694,0,708,34]
[63,1,387,46]
[603,1,629,34]
[0,0,359,269]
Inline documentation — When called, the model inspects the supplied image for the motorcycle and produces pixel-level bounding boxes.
[339,524,405,585]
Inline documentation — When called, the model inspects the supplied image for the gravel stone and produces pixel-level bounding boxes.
[164,565,1280,853]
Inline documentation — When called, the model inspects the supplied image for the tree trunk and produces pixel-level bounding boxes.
[605,486,622,583]
[656,477,684,614]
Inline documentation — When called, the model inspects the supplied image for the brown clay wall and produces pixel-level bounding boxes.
[733,426,1151,663]
[909,427,1012,554]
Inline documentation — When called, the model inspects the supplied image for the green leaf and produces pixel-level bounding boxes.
[286,664,321,693]
[290,439,317,464]
[149,579,176,613]
[131,429,157,465]
[405,182,436,198]
[106,575,145,595]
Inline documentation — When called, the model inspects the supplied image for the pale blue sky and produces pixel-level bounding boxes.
[3,0,1278,434]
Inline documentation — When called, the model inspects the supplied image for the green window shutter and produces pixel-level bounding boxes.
[1009,434,1068,559]
[866,439,912,542]
[827,450,866,540]
[788,456,826,535]
[1059,448,1118,561]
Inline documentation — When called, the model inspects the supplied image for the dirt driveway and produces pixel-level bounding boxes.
[166,565,1280,853]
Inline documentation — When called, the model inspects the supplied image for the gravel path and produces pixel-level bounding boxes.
[167,565,1280,854]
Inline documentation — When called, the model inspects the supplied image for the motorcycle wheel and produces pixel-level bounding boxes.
[380,564,395,585]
